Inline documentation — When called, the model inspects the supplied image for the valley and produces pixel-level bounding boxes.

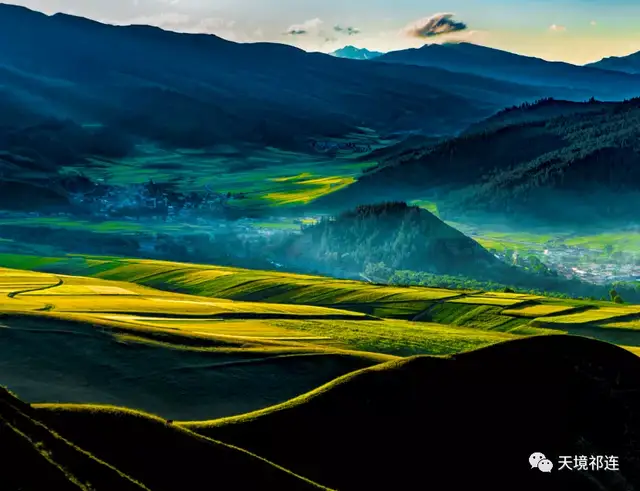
[4,2,640,489]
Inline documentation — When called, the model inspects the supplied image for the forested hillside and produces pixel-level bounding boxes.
[323,98,640,225]
[283,202,502,278]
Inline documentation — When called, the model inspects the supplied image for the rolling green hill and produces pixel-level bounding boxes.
[5,253,640,352]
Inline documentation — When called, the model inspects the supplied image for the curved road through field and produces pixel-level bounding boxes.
[5,274,64,311]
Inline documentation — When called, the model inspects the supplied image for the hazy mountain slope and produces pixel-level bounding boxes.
[0,4,547,152]
[586,51,640,74]
[321,98,640,225]
[462,97,617,135]
[376,42,640,100]
[348,98,614,174]
[329,46,384,60]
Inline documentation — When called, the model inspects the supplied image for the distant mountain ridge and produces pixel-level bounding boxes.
[586,50,640,74]
[0,3,567,212]
[375,42,640,100]
[0,4,549,149]
[329,46,384,60]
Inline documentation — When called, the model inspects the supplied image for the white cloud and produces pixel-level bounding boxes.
[403,13,467,38]
[334,25,360,36]
[549,24,566,32]
[284,18,323,35]
[590,20,597,26]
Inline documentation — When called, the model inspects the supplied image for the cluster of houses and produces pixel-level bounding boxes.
[491,241,640,285]
[59,178,250,221]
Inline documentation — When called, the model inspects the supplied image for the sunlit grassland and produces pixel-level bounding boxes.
[532,306,640,325]
[5,254,640,353]
[600,319,640,329]
[444,221,640,253]
[17,276,369,319]
[501,304,582,317]
[446,295,530,306]
[4,254,468,318]
[82,313,522,357]
[0,264,520,357]
[264,176,355,206]
[562,232,640,251]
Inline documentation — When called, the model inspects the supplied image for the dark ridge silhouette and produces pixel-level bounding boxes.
[376,42,640,100]
[587,50,640,75]
[187,335,640,491]
[2,387,326,490]
[0,387,148,490]
[0,3,546,154]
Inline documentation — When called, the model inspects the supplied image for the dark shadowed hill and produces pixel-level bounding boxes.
[0,387,148,490]
[322,98,640,226]
[587,50,640,74]
[280,202,503,278]
[185,335,640,491]
[462,97,617,135]
[376,42,640,100]
[1,387,327,490]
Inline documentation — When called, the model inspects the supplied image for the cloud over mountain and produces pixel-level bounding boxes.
[285,17,323,35]
[334,25,360,35]
[403,13,467,38]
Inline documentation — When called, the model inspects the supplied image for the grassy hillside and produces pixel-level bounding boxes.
[320,97,640,226]
[34,335,640,491]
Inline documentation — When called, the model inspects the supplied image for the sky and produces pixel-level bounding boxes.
[6,0,640,64]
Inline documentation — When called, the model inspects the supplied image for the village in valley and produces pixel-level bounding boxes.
[486,239,640,285]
